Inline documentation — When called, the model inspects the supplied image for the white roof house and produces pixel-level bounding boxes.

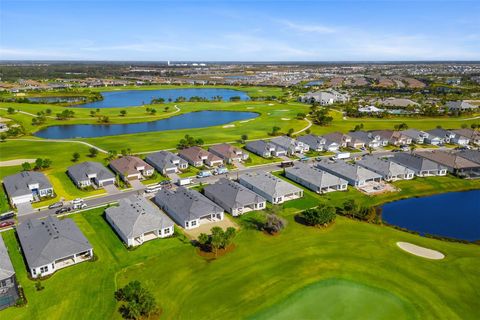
[239,171,303,204]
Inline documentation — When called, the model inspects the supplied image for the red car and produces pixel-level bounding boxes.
[0,221,14,228]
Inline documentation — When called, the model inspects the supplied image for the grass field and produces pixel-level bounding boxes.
[1,175,479,320]
[251,279,415,320]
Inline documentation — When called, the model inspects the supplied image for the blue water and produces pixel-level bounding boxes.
[78,88,250,108]
[305,80,324,86]
[34,111,258,139]
[382,190,480,241]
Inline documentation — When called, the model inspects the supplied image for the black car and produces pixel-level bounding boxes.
[55,207,71,214]
[160,180,171,185]
[49,201,64,209]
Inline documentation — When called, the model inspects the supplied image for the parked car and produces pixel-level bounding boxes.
[177,178,192,186]
[55,207,71,214]
[48,201,64,209]
[300,156,310,162]
[0,211,15,221]
[160,180,171,185]
[197,170,212,178]
[0,221,14,229]
[73,203,87,210]
[145,185,162,193]
[280,161,294,168]
[213,167,229,175]
[72,198,84,205]
[331,152,350,160]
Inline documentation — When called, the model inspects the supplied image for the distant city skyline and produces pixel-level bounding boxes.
[1,0,479,61]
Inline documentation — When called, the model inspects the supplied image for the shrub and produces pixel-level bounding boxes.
[301,204,336,227]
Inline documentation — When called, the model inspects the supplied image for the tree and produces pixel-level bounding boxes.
[98,116,110,123]
[21,162,31,171]
[41,158,52,169]
[312,108,333,126]
[394,123,408,131]
[34,158,43,170]
[90,110,96,117]
[301,204,336,227]
[287,128,295,137]
[7,107,15,114]
[271,126,281,136]
[342,199,359,217]
[150,108,157,115]
[107,150,117,160]
[164,106,170,112]
[72,152,80,162]
[197,227,237,257]
[297,112,306,119]
[263,214,286,234]
[89,147,99,157]
[115,281,158,320]
[120,110,127,117]
[45,108,52,115]
[0,133,6,142]
[353,123,364,131]
[240,134,248,143]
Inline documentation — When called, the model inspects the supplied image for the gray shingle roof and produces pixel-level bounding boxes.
[145,151,187,171]
[315,160,382,182]
[0,236,15,280]
[3,171,52,198]
[154,187,223,221]
[445,101,476,110]
[391,152,446,171]
[204,178,265,210]
[67,162,114,183]
[357,155,414,177]
[246,140,283,154]
[239,171,302,198]
[455,150,480,164]
[105,195,174,239]
[297,134,325,149]
[285,163,347,188]
[17,216,92,269]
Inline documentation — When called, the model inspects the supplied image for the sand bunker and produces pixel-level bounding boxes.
[397,242,445,260]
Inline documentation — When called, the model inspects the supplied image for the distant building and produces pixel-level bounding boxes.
[445,101,477,112]
[299,90,350,105]
[145,151,188,175]
[109,156,154,182]
[238,172,303,204]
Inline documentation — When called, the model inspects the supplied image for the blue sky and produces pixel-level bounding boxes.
[1,0,479,61]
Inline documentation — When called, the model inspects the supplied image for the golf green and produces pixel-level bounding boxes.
[252,279,416,320]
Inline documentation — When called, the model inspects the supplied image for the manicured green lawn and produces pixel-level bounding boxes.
[251,279,415,320]
[1,175,479,320]
[0,188,10,213]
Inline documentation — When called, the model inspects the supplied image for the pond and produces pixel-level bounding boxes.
[34,111,258,139]
[382,190,480,241]
[78,88,250,108]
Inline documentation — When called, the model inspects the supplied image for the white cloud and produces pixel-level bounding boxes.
[278,19,336,34]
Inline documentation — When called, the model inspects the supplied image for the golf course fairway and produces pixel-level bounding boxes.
[252,279,416,320]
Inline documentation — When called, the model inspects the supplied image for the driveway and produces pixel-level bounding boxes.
[16,202,35,216]
[130,179,145,190]
[104,184,120,195]
[167,172,181,183]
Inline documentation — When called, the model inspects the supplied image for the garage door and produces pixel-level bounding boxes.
[102,180,114,186]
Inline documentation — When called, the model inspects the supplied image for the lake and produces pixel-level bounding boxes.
[382,190,480,241]
[34,111,258,139]
[79,88,250,108]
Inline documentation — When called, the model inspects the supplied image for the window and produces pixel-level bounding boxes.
[258,203,264,208]
[191,220,197,226]
[32,269,36,275]
[40,266,49,273]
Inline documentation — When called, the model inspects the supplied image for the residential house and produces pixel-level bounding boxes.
[299,90,350,105]
[245,140,287,158]
[349,131,383,148]
[154,187,224,230]
[426,128,455,144]
[400,129,429,144]
[208,143,249,164]
[322,132,352,148]
[178,146,223,167]
[297,134,326,152]
[450,131,470,146]
[0,123,8,133]
[67,161,115,188]
[109,156,154,181]
[17,216,93,278]
[238,171,303,204]
[357,155,415,181]
[145,151,188,175]
[452,128,480,146]
[3,171,54,206]
[378,98,419,109]
[358,106,384,114]
[285,163,348,193]
[455,150,480,165]
[315,160,382,187]
[105,195,174,247]
[391,153,447,177]
[270,136,309,155]
[415,151,480,178]
[204,178,266,216]
[0,237,18,310]
[445,101,477,112]
[371,130,412,146]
